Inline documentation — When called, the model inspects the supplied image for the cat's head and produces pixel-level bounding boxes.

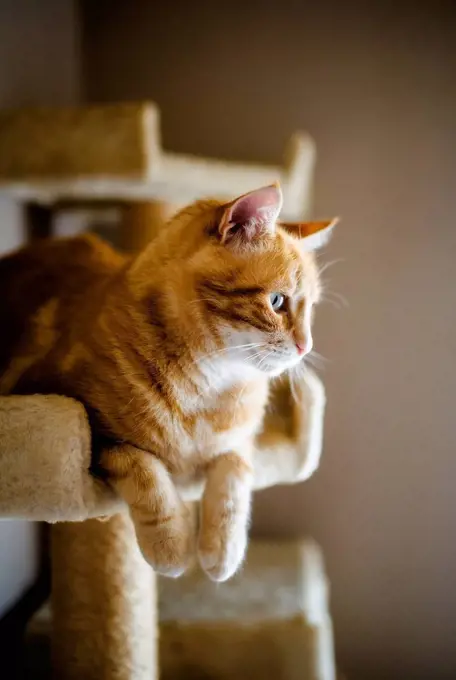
[133,183,338,377]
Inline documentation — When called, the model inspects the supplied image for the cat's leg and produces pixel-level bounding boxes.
[100,445,194,578]
[198,451,253,582]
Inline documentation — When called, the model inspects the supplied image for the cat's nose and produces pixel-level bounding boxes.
[295,342,307,356]
[295,334,312,356]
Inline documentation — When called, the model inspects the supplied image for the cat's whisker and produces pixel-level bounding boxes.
[305,350,328,368]
[310,349,327,361]
[199,347,265,364]
[318,258,345,277]
[320,281,349,310]
[320,295,341,310]
[197,342,266,363]
[325,290,349,308]
[232,343,268,353]
[305,357,319,370]
[248,349,271,362]
[320,291,349,311]
[255,350,274,372]
[304,356,324,370]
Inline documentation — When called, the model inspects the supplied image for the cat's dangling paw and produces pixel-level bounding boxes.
[132,507,195,578]
[197,525,247,582]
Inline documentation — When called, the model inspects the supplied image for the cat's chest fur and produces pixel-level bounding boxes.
[135,369,269,477]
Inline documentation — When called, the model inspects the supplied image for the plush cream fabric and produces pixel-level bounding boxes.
[27,539,336,680]
[158,539,336,680]
[0,394,121,522]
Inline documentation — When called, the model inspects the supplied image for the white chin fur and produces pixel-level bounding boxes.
[260,357,302,377]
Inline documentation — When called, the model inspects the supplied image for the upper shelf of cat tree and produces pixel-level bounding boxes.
[0,103,315,220]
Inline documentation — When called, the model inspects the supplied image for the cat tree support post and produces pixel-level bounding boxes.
[120,201,176,251]
[49,215,160,680]
[52,518,156,680]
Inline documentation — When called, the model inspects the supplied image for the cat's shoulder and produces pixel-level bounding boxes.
[66,232,125,267]
[0,231,119,262]
[34,232,126,271]
[0,232,127,286]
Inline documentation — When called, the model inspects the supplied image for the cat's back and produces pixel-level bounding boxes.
[0,231,124,287]
[0,232,126,377]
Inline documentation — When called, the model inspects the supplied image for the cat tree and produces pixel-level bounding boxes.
[0,103,335,680]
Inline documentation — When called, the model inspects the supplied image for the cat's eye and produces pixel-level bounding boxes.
[270,292,285,312]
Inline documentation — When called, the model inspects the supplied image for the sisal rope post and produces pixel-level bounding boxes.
[50,204,166,680]
[52,517,156,680]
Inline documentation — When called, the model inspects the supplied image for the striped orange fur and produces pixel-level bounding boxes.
[0,184,337,581]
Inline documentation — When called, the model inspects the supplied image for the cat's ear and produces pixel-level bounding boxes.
[218,182,283,246]
[279,218,339,251]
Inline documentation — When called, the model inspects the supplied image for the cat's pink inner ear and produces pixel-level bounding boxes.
[219,183,283,244]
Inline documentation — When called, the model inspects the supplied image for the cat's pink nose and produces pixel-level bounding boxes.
[295,336,312,356]
[296,342,306,356]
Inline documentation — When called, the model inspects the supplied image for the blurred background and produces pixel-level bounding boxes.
[1,1,456,678]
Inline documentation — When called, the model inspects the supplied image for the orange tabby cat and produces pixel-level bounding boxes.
[0,183,336,581]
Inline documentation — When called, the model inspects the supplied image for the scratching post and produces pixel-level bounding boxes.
[51,517,156,680]
[52,518,156,680]
[48,209,161,680]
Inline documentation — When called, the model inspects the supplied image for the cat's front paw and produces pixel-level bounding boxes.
[198,526,247,582]
[132,508,195,578]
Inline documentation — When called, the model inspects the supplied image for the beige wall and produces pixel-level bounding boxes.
[81,2,456,678]
[0,0,80,617]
